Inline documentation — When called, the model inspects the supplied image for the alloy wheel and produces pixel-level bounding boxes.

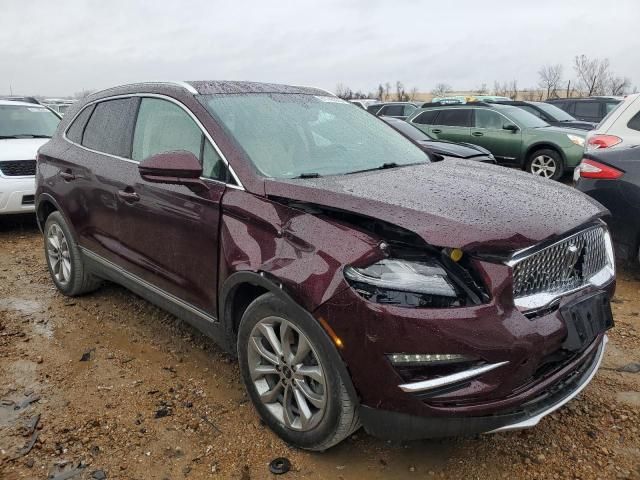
[530,155,557,178]
[47,224,72,286]
[248,316,327,431]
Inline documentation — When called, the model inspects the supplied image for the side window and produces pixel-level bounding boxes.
[82,98,138,157]
[66,105,94,144]
[202,140,229,182]
[412,110,438,125]
[380,105,405,117]
[574,102,600,118]
[133,98,202,162]
[628,111,640,132]
[133,98,228,182]
[475,109,507,129]
[435,109,472,127]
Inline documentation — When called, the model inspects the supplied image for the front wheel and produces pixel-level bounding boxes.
[237,293,360,451]
[526,149,564,180]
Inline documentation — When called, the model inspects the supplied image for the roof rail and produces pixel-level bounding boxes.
[420,101,494,108]
[89,81,198,97]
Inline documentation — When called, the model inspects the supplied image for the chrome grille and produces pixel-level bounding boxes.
[512,226,609,300]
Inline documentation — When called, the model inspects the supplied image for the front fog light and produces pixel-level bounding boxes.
[388,353,470,365]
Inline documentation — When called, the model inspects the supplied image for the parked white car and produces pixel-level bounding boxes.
[586,93,640,151]
[0,100,60,214]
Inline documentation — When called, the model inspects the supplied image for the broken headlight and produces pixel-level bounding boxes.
[344,258,461,308]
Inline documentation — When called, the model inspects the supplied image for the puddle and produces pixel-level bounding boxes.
[0,296,54,338]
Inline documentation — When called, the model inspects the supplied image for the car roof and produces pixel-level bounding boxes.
[0,99,45,107]
[90,80,333,98]
[419,102,513,110]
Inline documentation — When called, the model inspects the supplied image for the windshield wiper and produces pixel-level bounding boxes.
[0,134,52,139]
[293,172,322,179]
[346,162,414,175]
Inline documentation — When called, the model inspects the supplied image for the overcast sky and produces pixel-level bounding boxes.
[1,0,639,97]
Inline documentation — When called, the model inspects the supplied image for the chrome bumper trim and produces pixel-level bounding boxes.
[399,361,510,393]
[489,334,608,433]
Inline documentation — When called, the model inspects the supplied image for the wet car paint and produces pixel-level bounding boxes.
[35,81,613,440]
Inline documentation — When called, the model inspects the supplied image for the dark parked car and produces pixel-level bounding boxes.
[367,102,420,120]
[575,145,640,265]
[381,116,496,163]
[36,81,615,450]
[492,100,597,131]
[546,97,621,124]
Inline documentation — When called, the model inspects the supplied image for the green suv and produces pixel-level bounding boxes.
[406,103,586,180]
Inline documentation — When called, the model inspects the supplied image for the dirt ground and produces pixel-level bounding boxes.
[1,215,639,480]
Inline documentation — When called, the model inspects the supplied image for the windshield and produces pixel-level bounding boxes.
[534,102,575,122]
[0,104,60,138]
[502,106,550,128]
[200,94,428,178]
[385,118,433,141]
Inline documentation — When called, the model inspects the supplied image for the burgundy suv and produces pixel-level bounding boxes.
[35,81,615,450]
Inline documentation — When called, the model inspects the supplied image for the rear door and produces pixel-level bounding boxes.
[470,108,522,164]
[59,97,139,261]
[428,108,472,143]
[113,96,228,315]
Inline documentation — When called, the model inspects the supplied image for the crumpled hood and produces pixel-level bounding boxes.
[265,160,606,253]
[0,138,49,161]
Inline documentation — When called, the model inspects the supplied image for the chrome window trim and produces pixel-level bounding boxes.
[506,223,615,311]
[398,361,509,393]
[81,248,217,323]
[62,93,245,190]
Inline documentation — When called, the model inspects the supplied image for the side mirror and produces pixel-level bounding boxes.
[503,124,519,132]
[138,151,204,188]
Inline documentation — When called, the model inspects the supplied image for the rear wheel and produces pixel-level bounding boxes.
[526,149,564,180]
[237,293,359,451]
[44,212,101,296]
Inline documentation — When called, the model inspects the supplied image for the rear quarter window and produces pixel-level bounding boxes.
[82,98,139,158]
[65,105,95,144]
[628,111,640,132]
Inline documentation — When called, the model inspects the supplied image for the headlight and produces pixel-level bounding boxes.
[567,133,585,147]
[344,258,461,308]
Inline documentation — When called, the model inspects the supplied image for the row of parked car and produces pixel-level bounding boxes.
[0,81,638,451]
[352,93,640,265]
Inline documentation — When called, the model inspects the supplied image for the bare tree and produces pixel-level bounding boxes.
[431,83,452,96]
[409,87,419,101]
[574,54,611,96]
[507,80,518,99]
[474,83,488,95]
[334,83,354,99]
[384,82,391,101]
[395,81,406,101]
[493,81,508,97]
[607,76,631,96]
[377,84,385,100]
[538,64,563,99]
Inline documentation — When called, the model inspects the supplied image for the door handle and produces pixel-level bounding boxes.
[471,132,484,137]
[117,189,140,203]
[59,170,76,181]
[431,129,442,134]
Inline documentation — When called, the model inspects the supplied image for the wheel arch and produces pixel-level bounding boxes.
[219,271,359,400]
[525,142,566,165]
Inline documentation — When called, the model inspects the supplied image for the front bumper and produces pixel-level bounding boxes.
[359,334,607,440]
[0,176,36,214]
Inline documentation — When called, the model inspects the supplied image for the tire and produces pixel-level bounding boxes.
[43,211,101,296]
[526,148,564,180]
[237,292,360,451]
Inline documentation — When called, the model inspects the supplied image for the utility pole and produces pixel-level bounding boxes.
[9,84,13,95]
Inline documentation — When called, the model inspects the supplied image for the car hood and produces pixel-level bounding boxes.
[264,160,606,253]
[0,138,49,161]
[417,139,491,159]
[535,125,587,137]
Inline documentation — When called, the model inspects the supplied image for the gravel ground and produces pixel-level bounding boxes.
[1,214,639,480]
